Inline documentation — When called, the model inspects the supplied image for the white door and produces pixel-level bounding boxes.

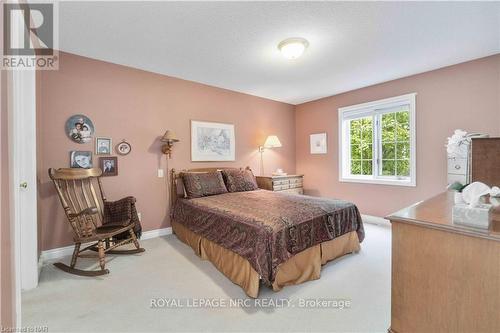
[11,67,38,291]
[7,5,39,326]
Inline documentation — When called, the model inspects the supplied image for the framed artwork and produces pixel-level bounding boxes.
[70,151,92,169]
[65,114,94,144]
[116,140,132,156]
[310,133,327,154]
[99,156,118,176]
[95,137,112,155]
[191,120,235,161]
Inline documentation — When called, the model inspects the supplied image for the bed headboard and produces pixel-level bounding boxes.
[169,166,253,207]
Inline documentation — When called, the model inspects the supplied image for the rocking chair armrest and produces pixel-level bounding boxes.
[69,207,99,218]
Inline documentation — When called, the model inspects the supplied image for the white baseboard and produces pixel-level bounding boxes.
[141,227,172,240]
[39,227,172,263]
[361,214,391,227]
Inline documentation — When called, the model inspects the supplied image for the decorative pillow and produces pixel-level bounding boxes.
[181,171,228,199]
[222,169,258,192]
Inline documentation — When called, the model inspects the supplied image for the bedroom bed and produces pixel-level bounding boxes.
[170,167,365,297]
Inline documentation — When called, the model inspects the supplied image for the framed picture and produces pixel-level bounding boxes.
[310,133,327,154]
[191,120,235,161]
[116,140,132,156]
[95,137,112,155]
[99,157,118,176]
[65,114,94,144]
[70,151,93,169]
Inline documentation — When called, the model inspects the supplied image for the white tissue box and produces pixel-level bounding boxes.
[452,203,492,229]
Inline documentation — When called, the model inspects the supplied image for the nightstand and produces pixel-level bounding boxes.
[256,175,304,195]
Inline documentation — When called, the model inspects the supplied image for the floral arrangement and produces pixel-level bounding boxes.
[446,129,471,158]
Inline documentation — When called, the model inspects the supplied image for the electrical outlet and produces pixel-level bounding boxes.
[157,169,164,178]
[137,212,142,222]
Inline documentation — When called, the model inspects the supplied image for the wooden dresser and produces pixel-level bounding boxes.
[387,192,500,333]
[256,174,304,194]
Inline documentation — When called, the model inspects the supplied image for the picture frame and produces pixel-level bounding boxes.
[65,114,94,144]
[116,140,132,156]
[99,156,118,176]
[191,120,235,162]
[310,132,327,154]
[95,137,112,155]
[70,151,93,169]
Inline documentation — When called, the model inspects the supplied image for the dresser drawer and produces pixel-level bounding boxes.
[448,173,467,185]
[280,188,303,195]
[273,179,290,186]
[447,158,467,175]
[273,184,290,191]
[256,175,304,192]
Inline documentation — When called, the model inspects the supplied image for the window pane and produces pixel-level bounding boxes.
[362,160,373,175]
[381,110,410,178]
[351,144,361,159]
[350,119,361,136]
[396,111,410,142]
[396,160,410,177]
[350,119,361,145]
[351,160,361,175]
[361,118,373,143]
[396,142,410,160]
[382,160,395,176]
[395,111,409,124]
[382,143,395,159]
[361,143,372,159]
[382,113,396,142]
[350,116,373,176]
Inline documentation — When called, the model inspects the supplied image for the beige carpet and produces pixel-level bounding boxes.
[22,222,391,332]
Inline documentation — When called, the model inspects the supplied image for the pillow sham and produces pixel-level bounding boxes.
[181,171,228,199]
[222,169,258,192]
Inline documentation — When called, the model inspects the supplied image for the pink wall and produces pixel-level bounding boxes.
[296,54,500,217]
[37,52,296,251]
[38,52,500,250]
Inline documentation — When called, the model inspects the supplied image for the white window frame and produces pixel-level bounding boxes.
[338,93,416,187]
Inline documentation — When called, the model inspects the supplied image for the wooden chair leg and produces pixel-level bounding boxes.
[98,240,106,270]
[70,243,81,268]
[129,229,140,249]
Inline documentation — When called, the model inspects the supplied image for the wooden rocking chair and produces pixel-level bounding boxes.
[49,168,145,276]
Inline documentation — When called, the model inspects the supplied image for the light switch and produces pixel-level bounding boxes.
[157,169,164,178]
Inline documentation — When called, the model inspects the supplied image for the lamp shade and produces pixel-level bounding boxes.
[161,130,179,142]
[263,135,282,148]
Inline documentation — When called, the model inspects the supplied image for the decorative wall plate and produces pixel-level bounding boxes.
[66,114,94,144]
[116,140,132,155]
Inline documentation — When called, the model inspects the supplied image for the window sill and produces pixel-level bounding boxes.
[339,176,416,187]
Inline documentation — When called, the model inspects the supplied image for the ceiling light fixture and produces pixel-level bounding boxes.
[278,37,309,60]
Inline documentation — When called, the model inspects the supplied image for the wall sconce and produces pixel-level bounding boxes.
[161,130,179,158]
[259,135,282,153]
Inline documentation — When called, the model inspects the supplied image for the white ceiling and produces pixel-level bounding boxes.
[59,1,500,105]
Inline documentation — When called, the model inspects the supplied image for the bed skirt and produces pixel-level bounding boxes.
[171,220,360,298]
